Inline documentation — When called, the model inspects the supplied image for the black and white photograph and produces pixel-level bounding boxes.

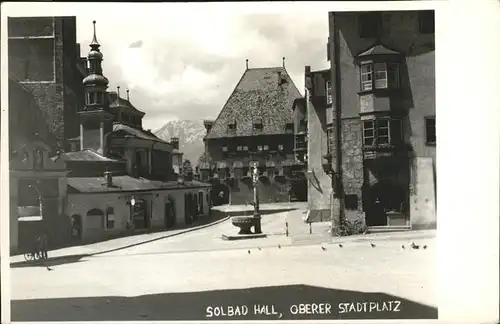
[0,1,499,323]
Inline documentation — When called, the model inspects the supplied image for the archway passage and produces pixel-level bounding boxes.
[211,183,230,206]
[364,181,406,227]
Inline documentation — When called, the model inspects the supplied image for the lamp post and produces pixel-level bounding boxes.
[252,164,262,234]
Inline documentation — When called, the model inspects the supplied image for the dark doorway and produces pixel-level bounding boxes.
[131,199,148,229]
[211,184,230,206]
[290,178,308,202]
[364,181,406,226]
[184,193,193,225]
[164,201,176,229]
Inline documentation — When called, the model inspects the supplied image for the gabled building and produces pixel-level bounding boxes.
[199,59,307,205]
[62,21,212,243]
[305,10,436,230]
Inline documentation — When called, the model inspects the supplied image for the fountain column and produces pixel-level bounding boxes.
[252,165,262,234]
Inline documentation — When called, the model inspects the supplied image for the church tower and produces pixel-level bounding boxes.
[78,20,113,155]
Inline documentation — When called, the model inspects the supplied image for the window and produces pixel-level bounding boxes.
[228,122,236,130]
[278,144,284,151]
[419,10,435,34]
[363,121,375,146]
[425,117,436,145]
[222,146,228,152]
[253,119,263,130]
[326,127,334,154]
[106,207,115,229]
[263,145,269,151]
[360,62,399,91]
[325,80,333,104]
[257,145,263,151]
[237,146,242,151]
[360,64,373,91]
[376,119,390,144]
[243,146,248,151]
[198,191,204,214]
[362,118,402,146]
[359,12,381,38]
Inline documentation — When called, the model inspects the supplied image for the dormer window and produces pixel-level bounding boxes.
[222,146,228,152]
[253,118,263,130]
[228,121,236,130]
[325,80,332,104]
[257,145,263,151]
[278,144,284,151]
[285,123,294,132]
[243,146,249,151]
[237,145,242,151]
[263,145,269,151]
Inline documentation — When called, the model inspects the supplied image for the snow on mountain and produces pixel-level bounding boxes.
[154,120,207,165]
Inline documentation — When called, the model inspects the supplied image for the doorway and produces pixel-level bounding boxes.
[164,201,176,229]
[131,199,149,229]
[364,181,406,227]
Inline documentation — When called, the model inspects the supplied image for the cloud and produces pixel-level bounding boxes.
[75,8,330,131]
[128,40,143,48]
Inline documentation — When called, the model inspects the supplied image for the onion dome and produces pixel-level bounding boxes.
[82,74,109,86]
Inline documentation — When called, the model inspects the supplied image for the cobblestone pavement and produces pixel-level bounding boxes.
[11,208,436,312]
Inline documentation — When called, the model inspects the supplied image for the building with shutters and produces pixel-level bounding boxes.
[304,10,436,230]
[198,59,307,206]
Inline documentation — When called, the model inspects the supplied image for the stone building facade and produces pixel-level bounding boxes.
[305,10,436,229]
[8,17,86,150]
[199,60,307,206]
[8,74,71,253]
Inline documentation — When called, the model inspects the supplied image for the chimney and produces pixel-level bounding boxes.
[126,89,130,101]
[282,57,286,68]
[246,59,249,70]
[171,137,179,150]
[203,120,214,133]
[117,85,121,98]
[104,171,113,187]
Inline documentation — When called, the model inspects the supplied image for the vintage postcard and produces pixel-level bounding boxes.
[0,1,498,324]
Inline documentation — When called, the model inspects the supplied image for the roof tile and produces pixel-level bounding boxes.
[206,67,303,139]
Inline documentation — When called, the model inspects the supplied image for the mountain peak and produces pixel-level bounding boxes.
[154,120,206,164]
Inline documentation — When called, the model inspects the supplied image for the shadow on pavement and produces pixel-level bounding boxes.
[12,284,437,321]
[10,254,90,268]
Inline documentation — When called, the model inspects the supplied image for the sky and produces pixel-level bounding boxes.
[73,4,331,131]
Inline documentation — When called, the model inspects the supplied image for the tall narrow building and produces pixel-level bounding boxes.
[305,10,436,230]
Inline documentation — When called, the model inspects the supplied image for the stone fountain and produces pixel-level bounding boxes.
[221,164,267,240]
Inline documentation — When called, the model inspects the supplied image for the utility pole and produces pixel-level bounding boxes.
[328,12,345,236]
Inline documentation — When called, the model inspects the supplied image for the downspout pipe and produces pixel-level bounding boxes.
[329,12,345,233]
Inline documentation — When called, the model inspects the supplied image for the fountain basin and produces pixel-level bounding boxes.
[221,215,267,241]
[231,216,255,234]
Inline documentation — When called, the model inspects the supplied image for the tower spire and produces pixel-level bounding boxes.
[90,20,100,49]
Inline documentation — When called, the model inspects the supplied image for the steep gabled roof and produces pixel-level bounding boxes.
[110,97,145,116]
[205,67,303,139]
[112,123,169,143]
